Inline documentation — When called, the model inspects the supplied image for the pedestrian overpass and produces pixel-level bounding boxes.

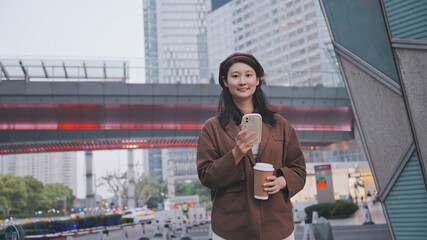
[0,79,354,208]
[0,81,353,154]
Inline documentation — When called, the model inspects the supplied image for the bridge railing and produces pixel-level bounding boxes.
[0,60,344,87]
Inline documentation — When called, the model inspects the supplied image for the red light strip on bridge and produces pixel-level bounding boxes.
[0,138,199,155]
[0,104,352,131]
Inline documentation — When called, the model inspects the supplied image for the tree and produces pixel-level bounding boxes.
[0,174,27,215]
[175,180,211,203]
[135,176,166,208]
[146,181,167,209]
[98,172,128,207]
[42,183,75,211]
[0,175,7,214]
[23,176,49,213]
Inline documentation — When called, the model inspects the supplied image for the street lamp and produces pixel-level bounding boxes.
[56,196,67,216]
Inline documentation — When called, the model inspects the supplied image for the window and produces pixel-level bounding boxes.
[306,22,317,31]
[304,2,315,10]
[305,12,316,20]
[307,33,318,41]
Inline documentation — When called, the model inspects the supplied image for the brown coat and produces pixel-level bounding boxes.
[197,114,306,240]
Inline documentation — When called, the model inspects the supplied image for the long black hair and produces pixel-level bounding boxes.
[217,52,276,129]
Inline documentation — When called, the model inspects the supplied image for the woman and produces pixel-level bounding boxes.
[196,52,306,240]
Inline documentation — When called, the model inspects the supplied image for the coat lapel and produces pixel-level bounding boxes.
[224,121,240,142]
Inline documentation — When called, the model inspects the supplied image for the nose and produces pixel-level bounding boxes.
[238,76,247,85]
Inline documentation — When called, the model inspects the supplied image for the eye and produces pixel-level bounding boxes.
[246,74,253,77]
[231,74,239,78]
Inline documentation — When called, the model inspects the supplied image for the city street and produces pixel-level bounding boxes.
[1,0,426,239]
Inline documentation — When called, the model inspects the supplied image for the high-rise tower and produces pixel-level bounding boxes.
[207,0,342,86]
[143,0,210,84]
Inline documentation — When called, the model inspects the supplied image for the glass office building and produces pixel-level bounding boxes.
[148,148,163,183]
[143,0,210,84]
[143,0,211,194]
[302,140,368,164]
[207,0,342,86]
[168,148,198,179]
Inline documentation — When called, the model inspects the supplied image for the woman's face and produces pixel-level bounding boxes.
[223,62,259,102]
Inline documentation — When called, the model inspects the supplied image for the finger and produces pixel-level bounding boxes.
[244,131,256,140]
[264,181,278,188]
[264,185,278,192]
[236,133,256,145]
[247,135,258,144]
[240,132,257,147]
[268,189,280,194]
[266,176,276,181]
[239,128,249,135]
[236,129,248,140]
[245,129,255,135]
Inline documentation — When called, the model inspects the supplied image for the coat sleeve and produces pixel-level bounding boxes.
[277,120,306,200]
[197,120,245,191]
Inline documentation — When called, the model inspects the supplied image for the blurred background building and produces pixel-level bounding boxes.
[207,0,342,86]
[0,152,77,195]
[143,0,210,84]
[147,148,163,183]
[143,0,210,198]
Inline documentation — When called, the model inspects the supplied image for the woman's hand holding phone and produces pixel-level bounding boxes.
[232,128,259,161]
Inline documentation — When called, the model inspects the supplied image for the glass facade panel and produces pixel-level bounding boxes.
[149,148,163,183]
[383,0,427,40]
[323,0,400,82]
[384,151,427,239]
[303,148,367,163]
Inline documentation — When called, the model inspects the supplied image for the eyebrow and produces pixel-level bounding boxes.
[230,70,255,74]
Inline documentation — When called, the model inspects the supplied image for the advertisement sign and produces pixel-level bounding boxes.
[314,164,335,203]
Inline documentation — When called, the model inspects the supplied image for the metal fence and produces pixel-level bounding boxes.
[0,59,344,87]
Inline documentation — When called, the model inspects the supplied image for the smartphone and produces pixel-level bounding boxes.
[241,113,262,145]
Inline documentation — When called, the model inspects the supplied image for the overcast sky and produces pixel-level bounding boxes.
[0,0,144,60]
[0,0,145,199]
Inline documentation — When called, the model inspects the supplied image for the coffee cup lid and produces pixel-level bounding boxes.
[253,163,274,171]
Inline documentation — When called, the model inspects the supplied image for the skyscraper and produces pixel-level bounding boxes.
[148,148,163,183]
[143,0,210,84]
[0,152,77,195]
[207,0,342,86]
[143,0,211,198]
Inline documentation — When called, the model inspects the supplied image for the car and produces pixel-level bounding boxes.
[150,232,164,240]
[122,208,155,223]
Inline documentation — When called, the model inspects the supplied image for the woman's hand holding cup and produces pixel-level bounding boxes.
[264,176,287,195]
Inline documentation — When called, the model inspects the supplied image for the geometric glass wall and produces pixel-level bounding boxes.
[323,0,400,82]
[384,151,427,240]
[383,0,427,40]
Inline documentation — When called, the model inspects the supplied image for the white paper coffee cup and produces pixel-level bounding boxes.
[253,163,274,200]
